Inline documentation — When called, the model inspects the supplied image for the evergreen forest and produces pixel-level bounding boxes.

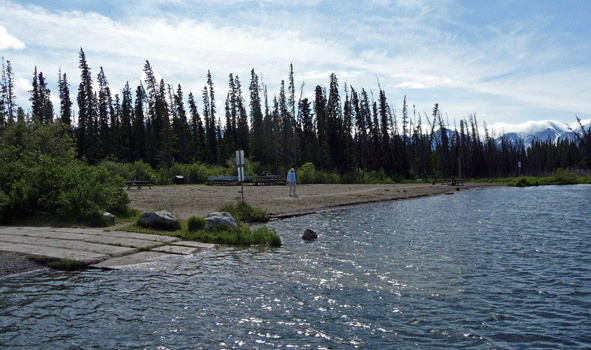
[2,49,591,185]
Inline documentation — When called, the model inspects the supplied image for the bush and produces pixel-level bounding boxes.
[0,121,130,226]
[297,162,340,184]
[187,216,207,231]
[551,168,579,185]
[218,201,268,223]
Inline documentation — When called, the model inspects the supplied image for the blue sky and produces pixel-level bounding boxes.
[1,0,590,134]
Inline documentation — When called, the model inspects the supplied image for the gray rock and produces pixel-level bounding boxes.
[102,211,115,226]
[139,210,181,231]
[206,212,238,229]
[302,229,318,241]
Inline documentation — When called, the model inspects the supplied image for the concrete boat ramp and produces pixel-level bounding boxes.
[0,226,215,270]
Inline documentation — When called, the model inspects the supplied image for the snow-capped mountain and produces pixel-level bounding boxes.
[494,120,589,148]
[427,119,589,149]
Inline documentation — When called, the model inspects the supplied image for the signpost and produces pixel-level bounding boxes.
[236,150,245,203]
[518,161,521,177]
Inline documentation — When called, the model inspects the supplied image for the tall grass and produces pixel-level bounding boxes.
[183,222,281,247]
[218,202,268,223]
[121,203,280,247]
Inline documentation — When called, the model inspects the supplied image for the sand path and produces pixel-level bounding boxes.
[126,182,499,220]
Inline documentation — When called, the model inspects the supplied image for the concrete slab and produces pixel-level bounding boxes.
[90,251,174,270]
[0,235,136,256]
[0,226,214,269]
[152,245,197,255]
[98,230,180,243]
[0,227,179,244]
[0,241,107,264]
[170,241,216,249]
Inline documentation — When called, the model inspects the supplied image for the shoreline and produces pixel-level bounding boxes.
[126,182,502,221]
[1,182,502,278]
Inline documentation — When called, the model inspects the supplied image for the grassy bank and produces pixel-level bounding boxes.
[122,202,281,247]
[474,168,591,187]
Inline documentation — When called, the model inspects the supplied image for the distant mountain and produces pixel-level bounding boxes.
[494,120,589,148]
[429,120,590,149]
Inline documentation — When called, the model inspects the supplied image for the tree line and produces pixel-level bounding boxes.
[1,49,590,181]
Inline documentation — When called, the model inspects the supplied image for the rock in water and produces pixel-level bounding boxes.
[205,212,238,229]
[302,229,318,241]
[139,210,181,230]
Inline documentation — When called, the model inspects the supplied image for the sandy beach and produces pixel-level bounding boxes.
[126,182,500,220]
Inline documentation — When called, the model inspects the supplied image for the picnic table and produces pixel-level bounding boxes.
[443,178,464,186]
[255,175,286,186]
[126,181,153,190]
[207,176,253,186]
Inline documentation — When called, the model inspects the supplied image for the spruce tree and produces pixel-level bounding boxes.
[299,97,315,165]
[97,67,112,158]
[235,75,249,156]
[77,48,95,160]
[29,66,41,121]
[188,92,205,162]
[314,85,328,169]
[58,69,72,126]
[203,70,218,164]
[248,69,264,164]
[120,82,133,161]
[29,68,53,124]
[171,84,189,163]
[1,58,16,124]
[0,58,6,125]
[222,74,237,161]
[326,73,345,172]
[132,84,147,161]
[279,80,293,168]
[40,72,53,124]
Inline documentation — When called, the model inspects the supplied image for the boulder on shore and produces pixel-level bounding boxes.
[206,212,238,229]
[302,229,318,241]
[102,211,115,226]
[139,210,181,231]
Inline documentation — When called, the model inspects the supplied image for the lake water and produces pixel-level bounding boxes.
[1,185,590,349]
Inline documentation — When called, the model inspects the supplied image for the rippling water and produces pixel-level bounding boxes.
[1,185,591,349]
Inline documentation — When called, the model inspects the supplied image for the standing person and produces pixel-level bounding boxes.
[287,168,297,197]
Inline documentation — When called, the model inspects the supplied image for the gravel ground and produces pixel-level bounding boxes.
[0,251,49,278]
[126,182,499,220]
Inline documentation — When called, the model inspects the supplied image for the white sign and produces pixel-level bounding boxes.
[238,167,244,182]
[236,150,244,166]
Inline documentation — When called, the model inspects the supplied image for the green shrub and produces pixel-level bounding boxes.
[187,216,207,231]
[551,168,579,185]
[0,122,130,226]
[218,201,268,223]
[119,160,155,183]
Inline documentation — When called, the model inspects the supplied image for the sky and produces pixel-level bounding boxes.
[1,0,590,135]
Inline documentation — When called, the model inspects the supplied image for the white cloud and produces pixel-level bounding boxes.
[1,0,590,130]
[0,25,25,50]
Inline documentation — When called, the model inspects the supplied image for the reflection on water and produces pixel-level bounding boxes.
[1,185,591,349]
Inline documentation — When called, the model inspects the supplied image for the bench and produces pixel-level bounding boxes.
[126,181,153,190]
[207,176,253,186]
[255,175,286,186]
